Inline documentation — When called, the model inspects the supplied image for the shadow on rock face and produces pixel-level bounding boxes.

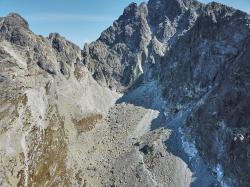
[116,80,218,186]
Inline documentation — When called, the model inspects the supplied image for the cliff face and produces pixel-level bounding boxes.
[83,0,250,186]
[159,3,250,186]
[82,0,203,91]
[0,0,250,186]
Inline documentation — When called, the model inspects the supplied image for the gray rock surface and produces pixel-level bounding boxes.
[83,1,250,186]
[158,2,250,186]
[0,0,250,186]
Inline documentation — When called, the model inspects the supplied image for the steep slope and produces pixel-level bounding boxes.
[83,0,250,186]
[0,13,119,186]
[0,14,207,186]
[158,2,250,186]
[83,3,152,91]
[1,0,250,186]
[82,0,203,91]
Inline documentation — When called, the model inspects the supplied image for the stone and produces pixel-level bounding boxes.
[1,0,250,186]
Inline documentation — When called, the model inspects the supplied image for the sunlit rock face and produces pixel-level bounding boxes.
[82,0,203,92]
[1,0,250,186]
[0,13,119,186]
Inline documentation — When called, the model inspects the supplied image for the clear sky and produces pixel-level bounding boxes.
[0,0,249,47]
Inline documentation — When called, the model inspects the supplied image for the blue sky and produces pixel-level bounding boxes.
[0,0,249,47]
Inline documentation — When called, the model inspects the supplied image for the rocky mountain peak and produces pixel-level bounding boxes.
[0,13,31,46]
[123,2,138,17]
[205,1,235,15]
[49,32,80,53]
[147,0,203,43]
[148,0,183,15]
[1,1,250,186]
[82,0,205,91]
[147,0,201,19]
[1,13,29,29]
[122,2,148,18]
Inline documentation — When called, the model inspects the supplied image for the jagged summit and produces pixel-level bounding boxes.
[1,13,29,29]
[0,0,250,186]
[49,32,81,53]
[147,0,202,12]
[122,2,138,16]
[148,0,186,20]
[83,0,205,91]
[83,1,250,185]
[0,13,31,46]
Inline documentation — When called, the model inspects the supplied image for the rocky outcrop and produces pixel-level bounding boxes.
[83,2,152,91]
[82,0,250,186]
[82,0,203,91]
[0,13,119,187]
[1,0,250,186]
[158,2,250,186]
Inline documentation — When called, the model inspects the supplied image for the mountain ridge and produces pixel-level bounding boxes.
[0,0,249,186]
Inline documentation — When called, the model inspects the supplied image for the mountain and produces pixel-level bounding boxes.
[0,0,249,186]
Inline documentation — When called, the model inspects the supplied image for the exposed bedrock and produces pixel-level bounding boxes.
[0,0,250,186]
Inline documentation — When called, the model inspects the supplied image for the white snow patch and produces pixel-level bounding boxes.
[213,164,231,187]
[179,127,198,160]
